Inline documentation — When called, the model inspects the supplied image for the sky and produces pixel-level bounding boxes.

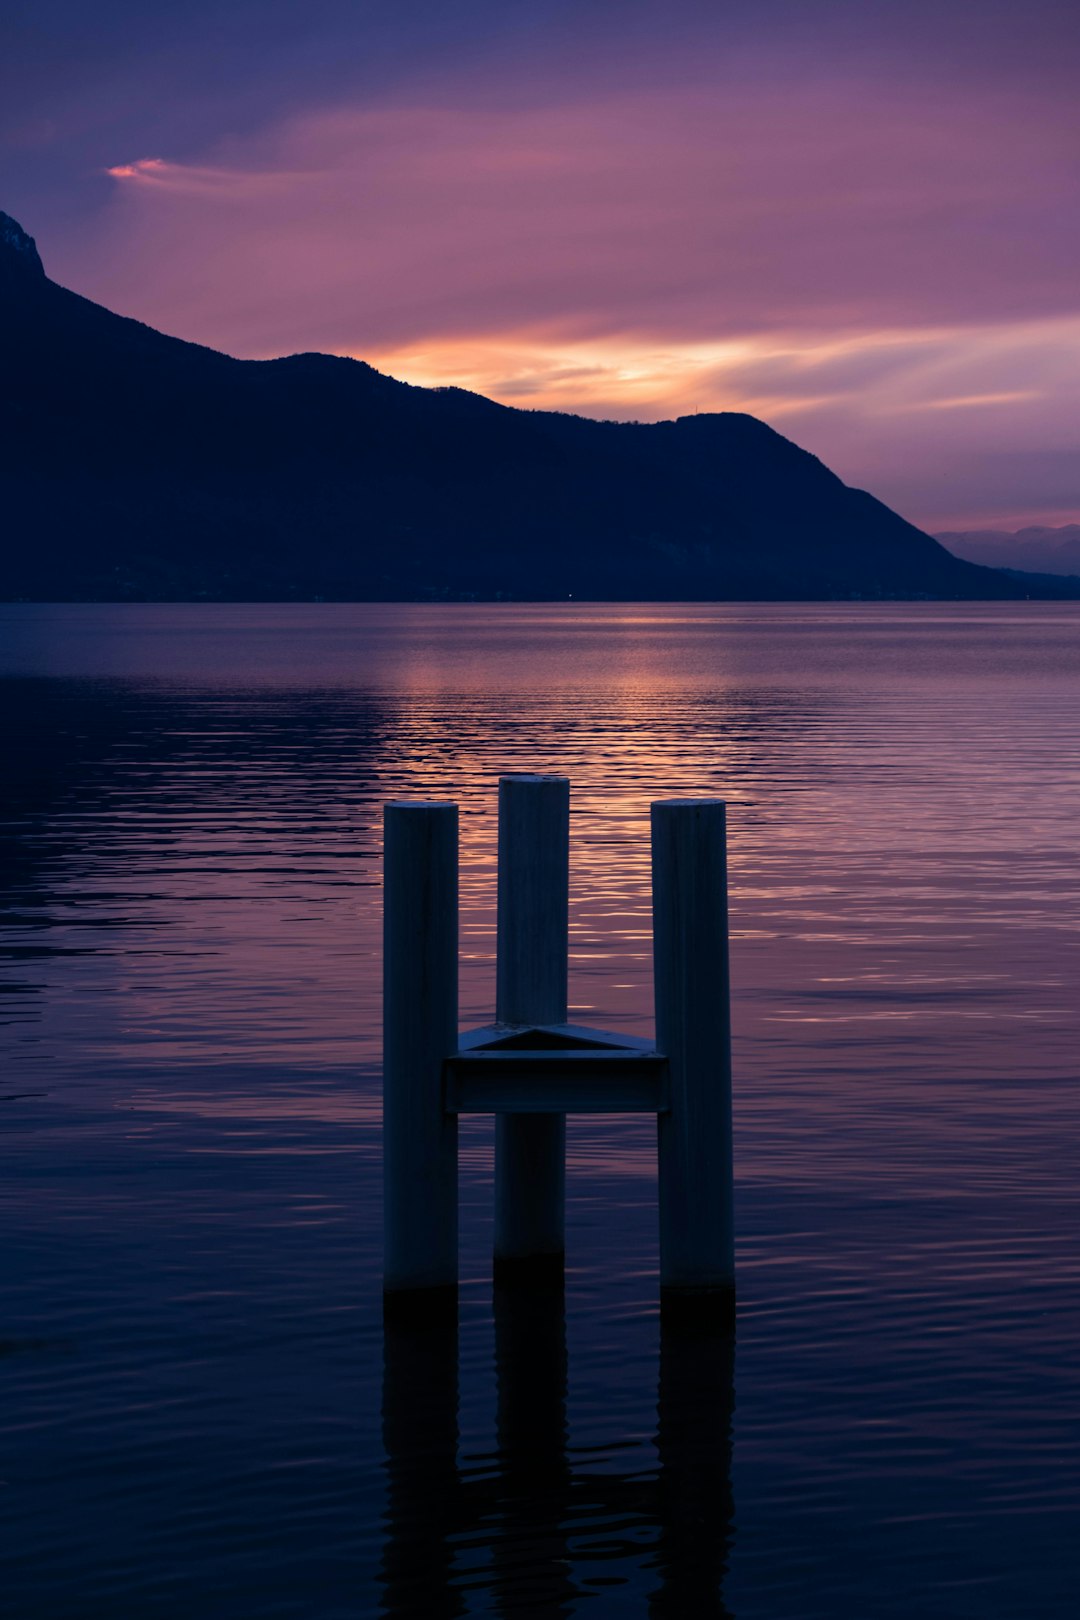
[3,0,1078,531]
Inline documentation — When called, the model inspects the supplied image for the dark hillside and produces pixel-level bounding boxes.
[1,211,1065,601]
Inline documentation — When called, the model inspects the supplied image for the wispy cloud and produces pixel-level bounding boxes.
[918,392,1040,412]
[106,156,302,194]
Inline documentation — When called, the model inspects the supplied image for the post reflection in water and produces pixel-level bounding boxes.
[381,1300,465,1619]
[653,1306,736,1618]
[381,1285,735,1617]
[492,1275,576,1617]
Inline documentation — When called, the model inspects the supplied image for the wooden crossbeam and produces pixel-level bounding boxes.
[446,1021,668,1115]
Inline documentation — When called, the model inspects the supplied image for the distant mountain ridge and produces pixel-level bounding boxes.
[1,210,1072,602]
[936,526,1080,579]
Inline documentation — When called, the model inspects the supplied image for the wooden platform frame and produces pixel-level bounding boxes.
[383,776,734,1309]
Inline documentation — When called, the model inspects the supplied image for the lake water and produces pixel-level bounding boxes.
[2,601,1079,1618]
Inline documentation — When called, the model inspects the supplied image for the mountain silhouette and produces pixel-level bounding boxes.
[0,211,1065,601]
[937,525,1080,579]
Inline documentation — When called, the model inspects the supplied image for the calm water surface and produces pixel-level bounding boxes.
[2,602,1079,1618]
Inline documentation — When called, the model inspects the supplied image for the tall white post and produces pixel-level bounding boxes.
[651,799,735,1308]
[494,774,570,1275]
[383,801,459,1302]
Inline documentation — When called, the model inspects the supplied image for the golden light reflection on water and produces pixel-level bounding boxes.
[4,602,1079,1118]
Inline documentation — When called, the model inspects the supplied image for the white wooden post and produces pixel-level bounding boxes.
[383,801,459,1300]
[494,774,569,1273]
[651,799,735,1303]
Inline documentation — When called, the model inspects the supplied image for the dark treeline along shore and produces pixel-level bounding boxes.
[2,210,1075,604]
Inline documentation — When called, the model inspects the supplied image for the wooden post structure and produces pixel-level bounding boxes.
[494,774,570,1276]
[651,799,735,1310]
[383,801,459,1304]
[380,780,735,1312]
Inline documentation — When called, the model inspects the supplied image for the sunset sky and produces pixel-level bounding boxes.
[4,0,1078,530]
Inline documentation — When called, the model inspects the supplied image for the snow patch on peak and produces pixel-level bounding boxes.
[0,212,45,276]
